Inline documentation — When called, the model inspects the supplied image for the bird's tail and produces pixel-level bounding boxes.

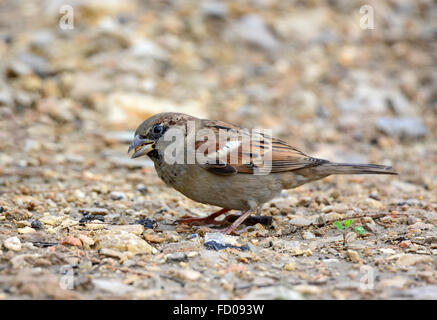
[315,162,398,175]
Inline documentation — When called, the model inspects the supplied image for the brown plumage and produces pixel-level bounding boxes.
[129,112,397,234]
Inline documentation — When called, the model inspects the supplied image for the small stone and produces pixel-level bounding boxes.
[347,250,361,263]
[17,226,36,234]
[3,237,22,251]
[79,208,109,216]
[290,217,312,227]
[74,190,86,199]
[398,286,437,299]
[122,259,136,268]
[31,220,43,229]
[94,230,153,255]
[107,224,144,236]
[143,234,166,243]
[135,218,156,229]
[364,222,378,233]
[99,248,125,259]
[283,262,297,271]
[40,215,66,226]
[201,1,227,18]
[407,222,434,231]
[165,252,188,263]
[229,14,280,53]
[379,277,408,289]
[164,231,182,243]
[365,198,383,209]
[297,197,312,207]
[110,191,126,200]
[330,190,341,199]
[293,285,322,295]
[61,236,82,247]
[92,279,134,295]
[302,232,315,240]
[177,268,201,281]
[394,254,432,266]
[376,117,428,140]
[136,184,148,195]
[5,209,32,221]
[77,234,95,247]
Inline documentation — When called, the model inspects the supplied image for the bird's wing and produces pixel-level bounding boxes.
[196,120,327,175]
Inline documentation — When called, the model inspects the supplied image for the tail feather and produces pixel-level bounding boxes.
[316,162,398,175]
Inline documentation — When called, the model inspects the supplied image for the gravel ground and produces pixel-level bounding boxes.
[0,0,436,299]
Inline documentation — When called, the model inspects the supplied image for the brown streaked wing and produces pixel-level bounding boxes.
[196,120,327,175]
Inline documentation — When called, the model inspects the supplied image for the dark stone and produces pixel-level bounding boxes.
[204,240,249,251]
[135,218,156,229]
[31,220,43,229]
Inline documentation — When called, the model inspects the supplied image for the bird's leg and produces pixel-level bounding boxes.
[216,207,258,235]
[177,208,230,226]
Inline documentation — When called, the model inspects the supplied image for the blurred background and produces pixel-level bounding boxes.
[0,0,436,300]
[0,0,436,190]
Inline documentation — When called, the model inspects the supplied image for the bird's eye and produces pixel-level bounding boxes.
[152,124,163,134]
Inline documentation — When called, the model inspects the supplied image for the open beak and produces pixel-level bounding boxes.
[128,135,155,159]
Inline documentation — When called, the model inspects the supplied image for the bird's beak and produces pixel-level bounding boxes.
[128,135,155,159]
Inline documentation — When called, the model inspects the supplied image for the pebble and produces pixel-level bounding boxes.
[293,285,322,295]
[3,237,22,251]
[165,252,188,263]
[346,250,361,263]
[99,248,126,259]
[136,184,148,195]
[110,191,126,200]
[164,231,182,243]
[376,117,428,140]
[303,232,316,240]
[230,14,280,53]
[79,208,109,216]
[379,277,408,289]
[17,227,36,235]
[94,230,153,255]
[122,259,136,268]
[201,1,227,18]
[176,268,202,281]
[74,190,86,199]
[77,234,95,247]
[61,236,82,247]
[290,217,312,227]
[92,279,134,295]
[31,220,43,229]
[365,198,383,209]
[283,262,297,271]
[39,215,66,226]
[392,254,432,267]
[398,286,437,299]
[107,224,144,236]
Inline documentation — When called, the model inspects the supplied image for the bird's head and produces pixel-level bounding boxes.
[128,112,197,159]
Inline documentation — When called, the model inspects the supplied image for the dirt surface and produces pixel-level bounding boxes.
[0,0,436,299]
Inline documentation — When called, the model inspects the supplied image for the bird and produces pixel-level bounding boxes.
[128,112,397,234]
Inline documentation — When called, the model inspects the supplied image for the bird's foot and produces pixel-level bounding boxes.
[195,208,255,235]
[176,208,230,226]
[177,216,223,226]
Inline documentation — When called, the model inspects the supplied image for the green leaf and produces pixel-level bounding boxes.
[344,219,353,228]
[354,226,365,235]
[334,221,344,231]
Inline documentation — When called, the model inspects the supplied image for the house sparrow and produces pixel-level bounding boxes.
[128,112,397,234]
